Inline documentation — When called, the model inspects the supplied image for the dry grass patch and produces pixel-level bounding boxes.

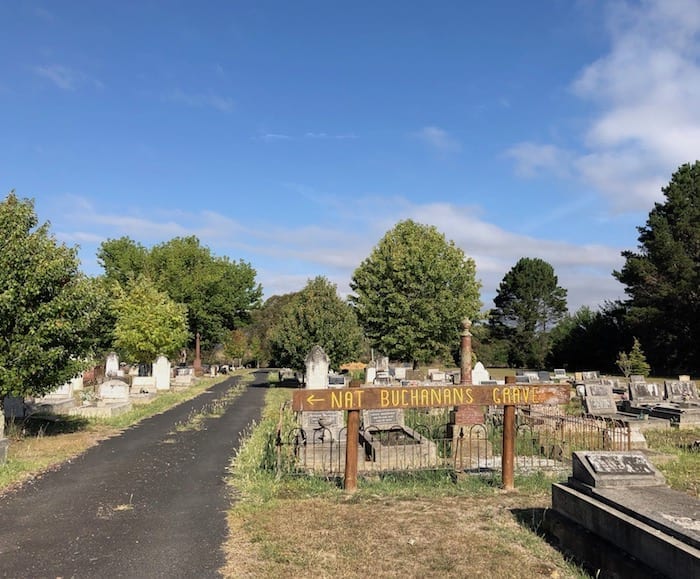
[224,490,581,578]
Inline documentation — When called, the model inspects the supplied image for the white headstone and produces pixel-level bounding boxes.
[153,355,171,391]
[365,366,377,384]
[99,380,130,401]
[393,366,407,380]
[105,352,119,377]
[43,382,73,400]
[471,361,490,385]
[305,345,330,390]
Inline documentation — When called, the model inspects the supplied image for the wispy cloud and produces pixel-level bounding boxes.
[415,126,461,152]
[34,64,78,90]
[257,131,358,142]
[33,64,103,91]
[508,0,700,212]
[506,143,572,179]
[50,194,624,312]
[166,89,234,113]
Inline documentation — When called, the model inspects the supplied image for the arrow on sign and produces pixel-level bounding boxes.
[305,394,325,407]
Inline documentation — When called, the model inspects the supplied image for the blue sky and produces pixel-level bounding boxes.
[3,1,699,313]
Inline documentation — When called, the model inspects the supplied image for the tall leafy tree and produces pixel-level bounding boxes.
[248,293,299,367]
[614,162,700,374]
[112,276,189,364]
[97,235,262,350]
[97,236,149,286]
[0,192,104,401]
[270,276,363,370]
[350,220,481,366]
[547,303,626,373]
[490,257,567,368]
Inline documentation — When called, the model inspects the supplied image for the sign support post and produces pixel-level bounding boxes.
[344,380,360,492]
[502,375,516,490]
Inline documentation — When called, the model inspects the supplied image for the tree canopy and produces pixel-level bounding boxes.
[0,193,104,399]
[98,235,262,350]
[614,161,700,374]
[350,220,481,366]
[112,276,188,363]
[270,276,364,371]
[490,257,567,368]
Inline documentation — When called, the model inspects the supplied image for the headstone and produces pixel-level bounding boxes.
[328,374,346,388]
[365,366,377,384]
[553,369,568,378]
[300,410,344,442]
[471,362,490,385]
[105,352,119,377]
[664,380,698,403]
[393,366,407,380]
[582,371,600,381]
[571,451,666,488]
[377,356,389,372]
[428,369,446,382]
[3,396,26,419]
[538,371,552,382]
[153,355,171,391]
[305,345,330,390]
[584,383,618,416]
[42,382,73,400]
[363,407,405,430]
[99,380,130,401]
[629,381,663,404]
[629,374,645,383]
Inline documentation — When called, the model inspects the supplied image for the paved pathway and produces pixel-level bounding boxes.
[0,372,268,578]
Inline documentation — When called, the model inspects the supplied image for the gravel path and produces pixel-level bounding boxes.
[0,372,268,578]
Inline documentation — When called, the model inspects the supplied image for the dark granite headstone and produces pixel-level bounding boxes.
[665,380,698,403]
[571,451,666,488]
[584,396,617,415]
[629,381,663,403]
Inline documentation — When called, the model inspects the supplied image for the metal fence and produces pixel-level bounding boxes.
[272,406,631,478]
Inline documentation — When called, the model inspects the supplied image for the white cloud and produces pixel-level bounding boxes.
[415,126,461,152]
[166,89,234,113]
[34,64,78,90]
[33,64,103,91]
[508,0,700,212]
[506,143,571,179]
[51,195,624,313]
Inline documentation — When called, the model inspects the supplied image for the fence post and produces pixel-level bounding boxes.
[502,375,516,490]
[344,379,361,492]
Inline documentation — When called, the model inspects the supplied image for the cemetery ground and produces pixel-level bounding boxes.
[223,384,700,579]
[1,371,698,577]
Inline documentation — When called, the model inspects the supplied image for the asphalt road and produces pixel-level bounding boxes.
[0,372,268,578]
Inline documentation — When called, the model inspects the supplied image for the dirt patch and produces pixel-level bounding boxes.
[224,491,579,578]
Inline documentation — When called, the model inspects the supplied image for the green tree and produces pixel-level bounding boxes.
[350,220,481,366]
[223,329,248,366]
[616,337,651,377]
[548,304,626,374]
[98,235,263,350]
[249,293,300,366]
[112,276,188,364]
[614,162,700,374]
[97,236,149,286]
[490,257,567,368]
[270,276,363,370]
[0,192,104,401]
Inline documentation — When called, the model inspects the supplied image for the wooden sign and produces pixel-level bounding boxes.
[292,383,570,412]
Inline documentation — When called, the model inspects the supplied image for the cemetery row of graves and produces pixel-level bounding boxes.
[269,346,700,482]
[3,341,699,481]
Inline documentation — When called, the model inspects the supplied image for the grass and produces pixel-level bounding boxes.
[643,427,700,497]
[223,386,588,578]
[0,373,243,492]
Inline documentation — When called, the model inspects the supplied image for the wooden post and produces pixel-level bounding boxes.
[344,379,360,492]
[502,375,516,490]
